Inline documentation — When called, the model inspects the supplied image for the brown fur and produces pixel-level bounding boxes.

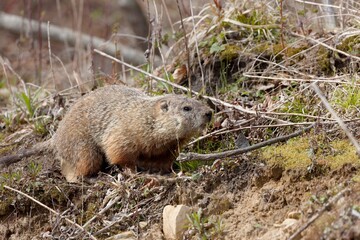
[0,85,212,182]
[53,85,212,182]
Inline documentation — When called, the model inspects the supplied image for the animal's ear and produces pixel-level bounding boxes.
[158,99,169,112]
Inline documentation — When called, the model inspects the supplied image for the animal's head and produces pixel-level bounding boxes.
[154,95,213,139]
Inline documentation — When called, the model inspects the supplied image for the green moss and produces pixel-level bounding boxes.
[178,136,236,172]
[262,138,359,170]
[78,202,99,224]
[47,187,67,205]
[0,132,5,142]
[0,140,14,156]
[252,43,309,62]
[219,44,242,61]
[326,140,360,169]
[284,44,310,58]
[235,10,269,26]
[332,82,360,112]
[229,10,279,42]
[352,173,360,183]
[262,137,311,169]
[297,9,307,17]
[0,196,14,215]
[280,97,311,122]
[253,42,270,54]
[317,46,333,75]
[336,35,360,54]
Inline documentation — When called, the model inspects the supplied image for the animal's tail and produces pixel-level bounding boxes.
[0,140,52,166]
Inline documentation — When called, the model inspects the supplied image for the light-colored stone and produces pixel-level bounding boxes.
[287,211,302,220]
[163,205,191,240]
[139,221,148,229]
[105,231,136,240]
[274,218,298,230]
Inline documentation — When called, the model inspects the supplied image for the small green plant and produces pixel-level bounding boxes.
[210,42,226,54]
[219,61,229,90]
[333,82,360,112]
[16,90,37,118]
[281,97,311,122]
[14,87,45,121]
[187,208,208,239]
[186,208,224,240]
[28,161,42,178]
[33,118,49,136]
[352,205,360,213]
[1,171,22,185]
[11,87,51,133]
[310,194,328,204]
[1,112,15,129]
[176,160,207,173]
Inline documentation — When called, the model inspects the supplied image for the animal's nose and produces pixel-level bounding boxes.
[205,111,213,122]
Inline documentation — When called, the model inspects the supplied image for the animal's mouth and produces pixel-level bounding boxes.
[205,111,213,122]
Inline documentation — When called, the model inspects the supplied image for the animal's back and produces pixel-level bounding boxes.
[53,85,154,181]
[53,85,212,182]
[0,85,212,183]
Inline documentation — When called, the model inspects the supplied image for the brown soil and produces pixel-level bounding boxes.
[0,144,359,239]
[0,1,359,240]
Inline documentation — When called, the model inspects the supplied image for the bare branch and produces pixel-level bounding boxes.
[0,11,150,65]
[178,124,315,162]
[288,187,350,240]
[311,83,360,156]
[93,49,291,123]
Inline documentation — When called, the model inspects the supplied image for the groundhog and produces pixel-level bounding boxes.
[0,85,212,182]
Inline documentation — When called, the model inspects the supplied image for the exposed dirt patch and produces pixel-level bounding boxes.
[0,1,359,240]
[1,141,359,239]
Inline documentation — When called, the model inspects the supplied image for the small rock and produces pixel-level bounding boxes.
[163,205,191,240]
[288,211,302,220]
[139,221,148,229]
[105,231,135,240]
[274,218,298,231]
[0,88,10,99]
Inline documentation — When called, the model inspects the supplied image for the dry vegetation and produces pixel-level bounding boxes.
[0,0,359,239]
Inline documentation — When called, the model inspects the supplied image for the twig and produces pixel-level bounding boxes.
[3,185,97,240]
[292,32,360,61]
[279,0,285,49]
[0,142,18,148]
[178,124,315,162]
[189,118,360,146]
[93,49,290,124]
[288,187,350,240]
[93,208,142,236]
[0,11,150,65]
[257,111,335,120]
[0,56,27,92]
[294,0,358,14]
[223,18,280,29]
[242,73,360,85]
[189,0,205,86]
[311,83,360,156]
[161,0,175,34]
[47,21,56,89]
[82,196,121,228]
[176,0,192,92]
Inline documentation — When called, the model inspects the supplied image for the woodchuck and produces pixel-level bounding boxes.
[0,85,213,182]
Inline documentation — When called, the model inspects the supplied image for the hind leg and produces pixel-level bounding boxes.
[58,142,104,182]
[105,150,138,171]
[137,151,176,173]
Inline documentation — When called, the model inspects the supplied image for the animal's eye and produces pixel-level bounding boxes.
[183,106,192,111]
